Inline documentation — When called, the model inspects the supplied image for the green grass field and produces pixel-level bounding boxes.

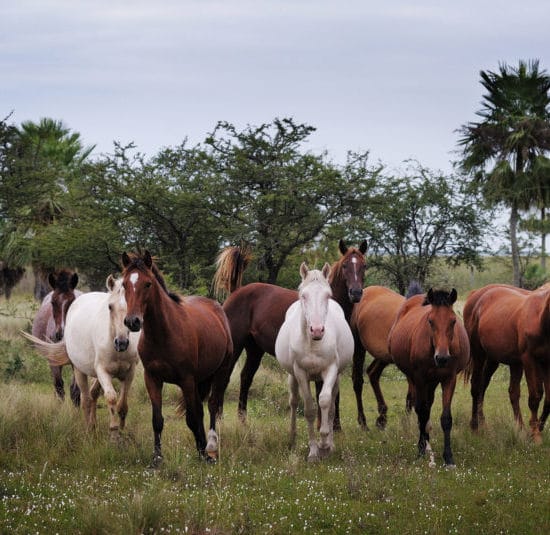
[1,292,549,534]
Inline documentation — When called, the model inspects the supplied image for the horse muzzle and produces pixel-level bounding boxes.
[348,288,363,303]
[124,315,142,332]
[310,325,325,340]
[434,354,450,368]
[114,337,130,352]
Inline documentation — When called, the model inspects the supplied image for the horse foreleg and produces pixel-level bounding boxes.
[539,365,550,432]
[414,383,435,465]
[295,367,318,462]
[288,374,299,450]
[318,365,339,457]
[366,358,389,429]
[96,366,120,433]
[441,376,457,467]
[69,366,81,407]
[50,364,65,401]
[116,365,136,431]
[144,371,164,465]
[509,362,524,429]
[238,344,263,423]
[74,369,94,429]
[352,346,368,430]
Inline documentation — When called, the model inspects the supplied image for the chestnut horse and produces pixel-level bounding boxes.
[122,251,233,464]
[463,283,550,442]
[350,285,416,429]
[275,263,354,461]
[32,270,82,405]
[388,289,469,467]
[212,239,367,426]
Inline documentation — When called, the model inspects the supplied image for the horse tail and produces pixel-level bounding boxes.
[212,244,252,300]
[20,331,71,366]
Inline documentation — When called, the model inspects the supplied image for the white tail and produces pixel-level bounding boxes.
[21,331,71,366]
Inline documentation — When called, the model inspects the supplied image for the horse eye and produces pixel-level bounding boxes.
[428,319,434,326]
[108,304,113,311]
[145,281,152,289]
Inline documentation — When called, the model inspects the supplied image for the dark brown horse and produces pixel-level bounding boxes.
[32,270,82,405]
[350,285,415,429]
[213,239,367,427]
[463,283,550,442]
[121,251,233,464]
[388,289,469,467]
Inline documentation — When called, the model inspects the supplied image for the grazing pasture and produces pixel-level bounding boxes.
[0,294,549,534]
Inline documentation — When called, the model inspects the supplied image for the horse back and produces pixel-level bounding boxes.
[351,286,404,361]
[223,282,297,356]
[463,285,530,363]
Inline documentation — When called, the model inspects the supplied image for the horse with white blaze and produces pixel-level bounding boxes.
[275,262,354,461]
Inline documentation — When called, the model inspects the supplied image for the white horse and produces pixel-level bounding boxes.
[23,275,140,434]
[275,262,354,461]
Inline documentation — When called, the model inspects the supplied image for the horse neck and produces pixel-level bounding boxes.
[142,283,184,339]
[329,273,352,321]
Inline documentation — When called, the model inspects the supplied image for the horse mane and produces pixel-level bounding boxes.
[53,270,75,292]
[212,244,252,299]
[123,252,181,304]
[423,289,453,307]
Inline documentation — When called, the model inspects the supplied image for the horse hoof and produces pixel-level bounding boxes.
[445,463,456,470]
[318,446,332,459]
[149,454,163,469]
[205,450,218,463]
[375,417,387,430]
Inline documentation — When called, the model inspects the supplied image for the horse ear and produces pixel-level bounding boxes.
[449,288,458,304]
[121,252,131,268]
[106,274,116,292]
[322,262,331,280]
[48,273,57,289]
[299,262,309,280]
[359,240,368,255]
[70,273,79,289]
[144,250,153,269]
[426,288,434,304]
[338,239,347,256]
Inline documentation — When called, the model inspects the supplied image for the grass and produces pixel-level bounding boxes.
[1,294,549,534]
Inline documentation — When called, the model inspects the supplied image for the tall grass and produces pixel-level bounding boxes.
[1,294,549,534]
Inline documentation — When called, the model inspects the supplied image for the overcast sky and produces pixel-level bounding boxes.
[2,0,549,172]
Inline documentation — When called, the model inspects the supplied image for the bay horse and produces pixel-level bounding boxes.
[350,285,416,429]
[121,251,233,464]
[212,239,367,426]
[24,276,139,433]
[275,263,354,461]
[388,289,469,467]
[463,283,550,442]
[31,269,82,405]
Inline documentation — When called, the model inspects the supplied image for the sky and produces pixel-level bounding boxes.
[2,0,549,173]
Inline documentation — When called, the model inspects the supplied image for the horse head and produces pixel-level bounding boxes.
[106,274,133,352]
[49,270,79,342]
[424,288,458,368]
[331,239,367,304]
[299,262,332,341]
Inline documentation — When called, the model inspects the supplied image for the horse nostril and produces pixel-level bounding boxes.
[435,355,450,368]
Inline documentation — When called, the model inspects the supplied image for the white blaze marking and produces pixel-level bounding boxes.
[351,257,358,281]
[130,272,139,289]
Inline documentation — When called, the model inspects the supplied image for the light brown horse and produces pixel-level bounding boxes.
[350,285,415,429]
[463,283,550,442]
[121,251,234,464]
[32,270,82,405]
[388,289,469,467]
[212,239,367,427]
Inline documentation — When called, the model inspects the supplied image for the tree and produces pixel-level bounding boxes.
[202,118,376,284]
[353,165,486,295]
[458,60,550,286]
[0,117,95,298]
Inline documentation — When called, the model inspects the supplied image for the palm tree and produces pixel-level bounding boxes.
[458,60,550,286]
[3,118,95,298]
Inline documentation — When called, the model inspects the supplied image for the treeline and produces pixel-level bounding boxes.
[0,115,490,298]
[2,59,550,298]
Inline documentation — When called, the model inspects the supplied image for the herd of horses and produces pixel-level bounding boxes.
[21,241,550,468]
